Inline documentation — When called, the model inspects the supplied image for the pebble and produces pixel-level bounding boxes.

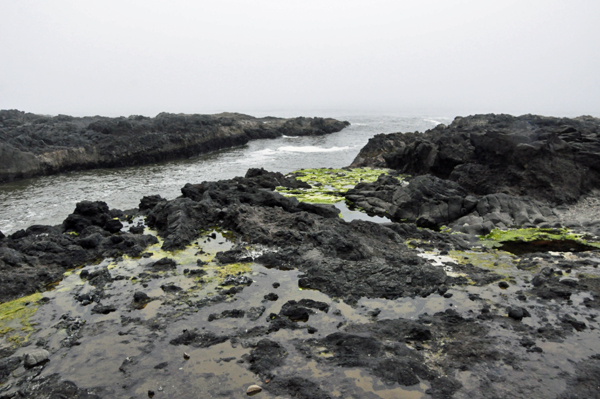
[183,352,190,360]
[246,385,262,396]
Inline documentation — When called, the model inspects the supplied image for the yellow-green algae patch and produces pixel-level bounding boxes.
[216,262,252,278]
[449,250,518,271]
[0,292,43,347]
[276,167,403,204]
[481,227,600,249]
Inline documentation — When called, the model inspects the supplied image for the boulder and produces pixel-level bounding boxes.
[24,349,50,368]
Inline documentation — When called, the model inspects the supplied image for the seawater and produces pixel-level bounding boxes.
[0,114,452,234]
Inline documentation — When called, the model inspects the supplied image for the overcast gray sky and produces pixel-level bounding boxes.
[1,0,598,118]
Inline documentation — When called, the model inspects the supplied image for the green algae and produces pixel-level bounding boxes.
[276,167,402,204]
[449,249,517,271]
[216,262,252,278]
[483,227,580,243]
[480,227,600,251]
[0,292,43,347]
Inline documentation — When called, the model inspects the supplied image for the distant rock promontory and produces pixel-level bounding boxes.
[0,110,350,182]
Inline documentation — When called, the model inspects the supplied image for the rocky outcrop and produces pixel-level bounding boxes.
[0,110,349,183]
[346,174,560,234]
[0,201,157,303]
[348,114,600,233]
[351,114,600,204]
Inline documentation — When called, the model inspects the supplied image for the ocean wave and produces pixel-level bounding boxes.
[231,148,277,164]
[277,146,351,153]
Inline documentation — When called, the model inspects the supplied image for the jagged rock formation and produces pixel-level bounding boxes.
[0,201,158,302]
[0,110,349,182]
[351,114,600,204]
[348,114,600,233]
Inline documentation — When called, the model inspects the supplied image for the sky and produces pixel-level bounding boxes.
[1,0,599,118]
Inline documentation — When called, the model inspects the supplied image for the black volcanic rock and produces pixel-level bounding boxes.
[63,201,123,234]
[346,114,600,231]
[0,110,349,183]
[351,114,600,204]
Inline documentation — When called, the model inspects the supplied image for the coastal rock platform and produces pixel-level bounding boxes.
[0,114,599,398]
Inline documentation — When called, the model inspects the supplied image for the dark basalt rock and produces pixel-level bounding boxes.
[90,304,117,314]
[169,329,229,348]
[148,257,177,271]
[63,201,123,234]
[345,172,560,232]
[507,306,531,321]
[138,195,165,212]
[0,109,349,183]
[133,291,149,303]
[560,314,587,331]
[266,377,331,399]
[247,339,287,379]
[160,283,183,293]
[347,114,600,233]
[208,309,245,321]
[351,114,600,204]
[0,200,157,303]
[128,225,144,234]
[263,293,279,301]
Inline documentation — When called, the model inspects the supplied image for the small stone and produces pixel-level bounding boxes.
[263,293,279,301]
[148,390,155,398]
[508,306,531,321]
[183,352,190,360]
[498,281,509,289]
[24,349,50,368]
[133,291,149,302]
[246,384,262,396]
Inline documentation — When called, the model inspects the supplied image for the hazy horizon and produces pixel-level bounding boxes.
[1,1,599,118]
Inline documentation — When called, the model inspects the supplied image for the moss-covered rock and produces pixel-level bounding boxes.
[0,292,43,347]
[276,168,399,204]
[480,227,600,254]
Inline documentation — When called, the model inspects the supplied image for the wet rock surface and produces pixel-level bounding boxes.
[0,109,349,183]
[1,121,600,398]
[0,201,158,303]
[348,114,600,234]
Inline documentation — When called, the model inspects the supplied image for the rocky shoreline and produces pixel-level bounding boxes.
[0,114,599,398]
[348,114,600,234]
[0,110,350,183]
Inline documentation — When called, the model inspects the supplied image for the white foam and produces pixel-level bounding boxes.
[231,148,277,164]
[281,135,299,138]
[277,146,351,153]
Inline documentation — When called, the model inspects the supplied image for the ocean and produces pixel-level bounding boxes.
[0,114,452,234]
